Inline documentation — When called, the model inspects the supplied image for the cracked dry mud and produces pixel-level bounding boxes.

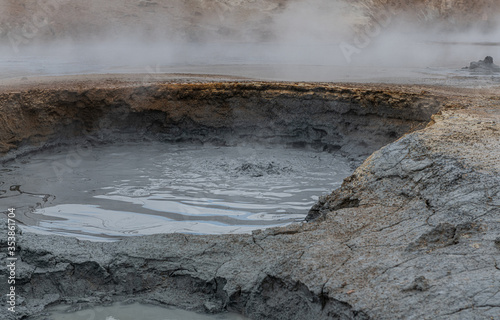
[0,76,499,320]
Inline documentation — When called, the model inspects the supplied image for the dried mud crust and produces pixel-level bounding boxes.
[0,76,499,320]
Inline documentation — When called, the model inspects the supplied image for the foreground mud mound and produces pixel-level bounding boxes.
[0,77,499,320]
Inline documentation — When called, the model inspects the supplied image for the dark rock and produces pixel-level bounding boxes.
[464,56,500,72]
[403,276,430,292]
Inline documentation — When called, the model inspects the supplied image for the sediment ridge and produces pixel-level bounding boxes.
[0,77,442,163]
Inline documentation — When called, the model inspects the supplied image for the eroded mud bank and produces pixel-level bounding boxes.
[0,78,499,320]
[0,81,442,164]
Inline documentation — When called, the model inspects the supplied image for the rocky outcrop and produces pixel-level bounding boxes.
[464,56,500,73]
[0,78,499,320]
[305,104,500,319]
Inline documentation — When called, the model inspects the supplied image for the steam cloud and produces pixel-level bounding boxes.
[0,0,499,78]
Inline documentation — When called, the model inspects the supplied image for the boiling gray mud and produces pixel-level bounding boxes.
[43,302,250,320]
[1,142,352,241]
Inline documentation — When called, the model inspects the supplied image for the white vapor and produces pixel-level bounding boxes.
[0,0,499,81]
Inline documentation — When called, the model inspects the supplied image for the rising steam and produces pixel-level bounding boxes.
[0,0,499,77]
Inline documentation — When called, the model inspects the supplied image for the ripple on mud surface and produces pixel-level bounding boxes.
[1,142,352,241]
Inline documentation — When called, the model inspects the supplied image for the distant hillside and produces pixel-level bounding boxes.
[0,0,498,49]
[0,0,286,44]
[361,0,498,30]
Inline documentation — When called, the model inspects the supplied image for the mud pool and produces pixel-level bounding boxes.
[44,302,249,320]
[1,142,352,241]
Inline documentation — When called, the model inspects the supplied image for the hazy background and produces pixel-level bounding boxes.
[0,0,499,80]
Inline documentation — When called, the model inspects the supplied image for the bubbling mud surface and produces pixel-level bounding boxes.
[44,302,250,320]
[2,142,352,241]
